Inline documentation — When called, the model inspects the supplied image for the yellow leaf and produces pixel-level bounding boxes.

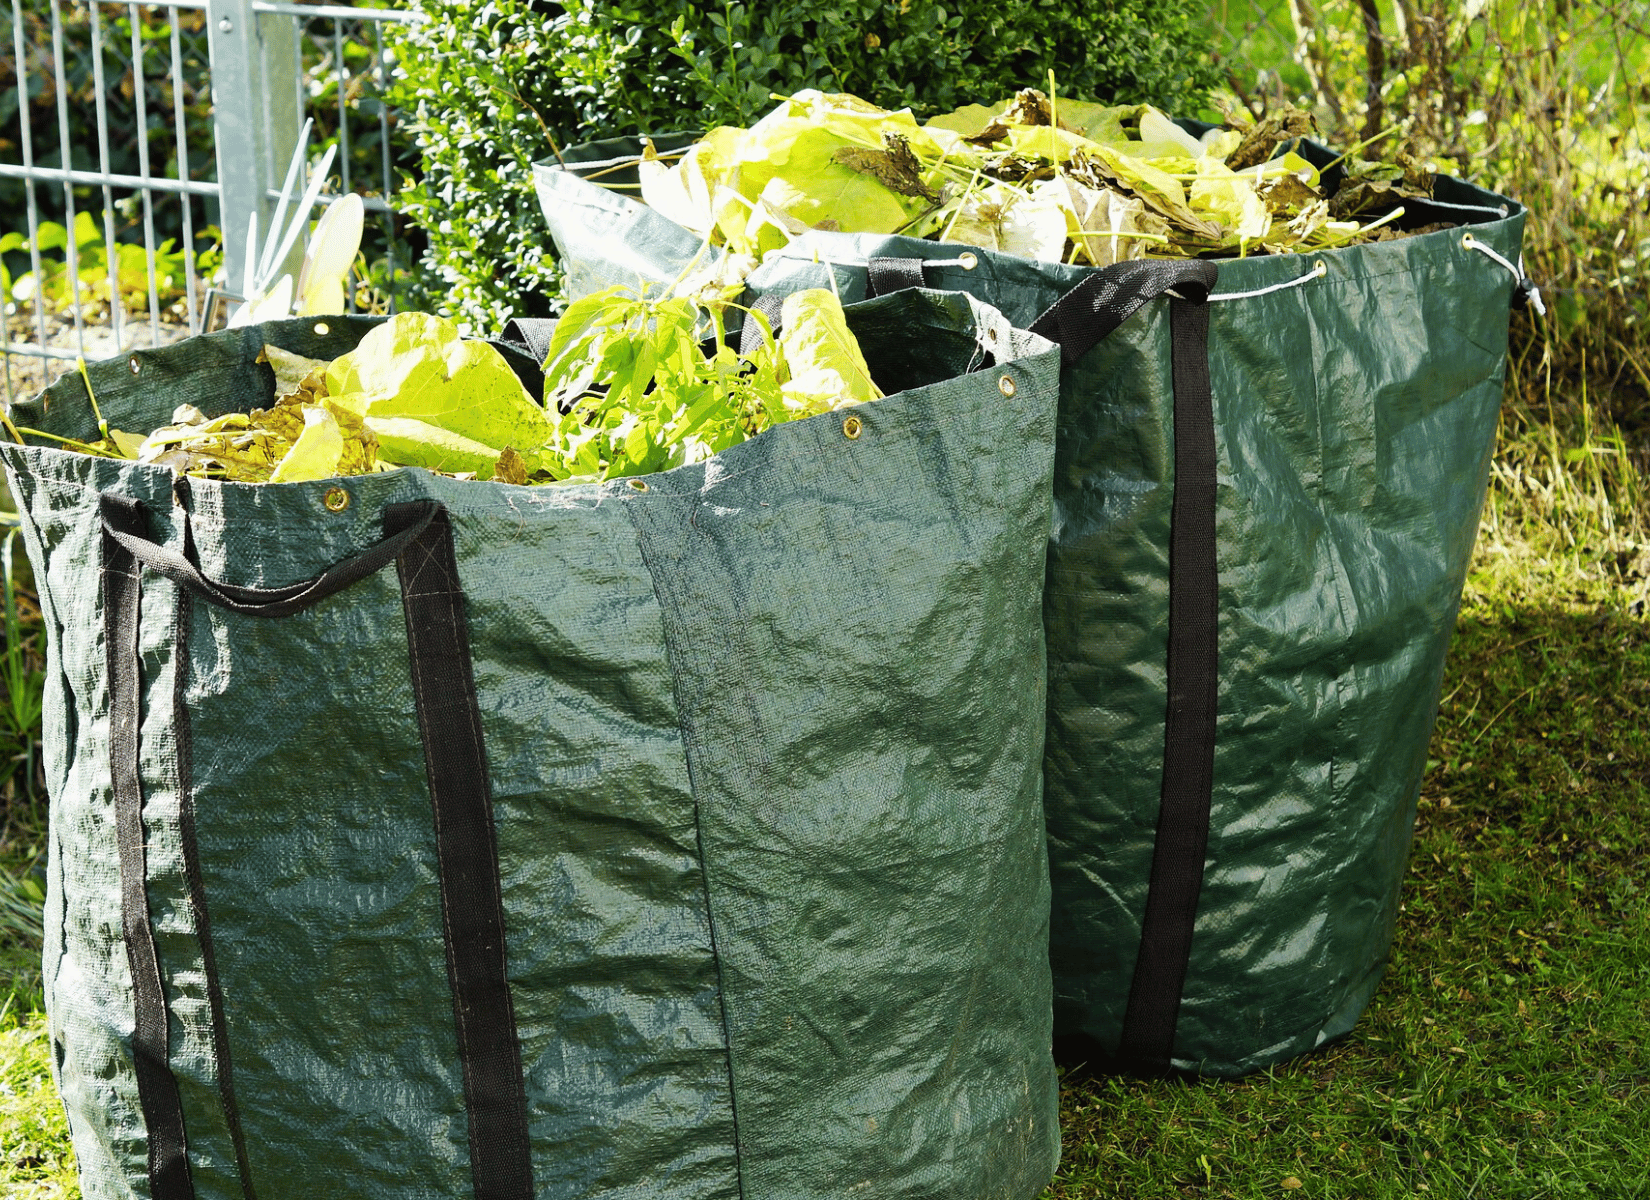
[366,415,507,475]
[777,289,882,416]
[268,406,345,483]
[327,312,556,473]
[259,344,331,401]
[1281,1177,1304,1190]
[108,429,146,458]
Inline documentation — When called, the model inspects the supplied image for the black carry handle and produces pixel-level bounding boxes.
[99,496,439,619]
[1030,256,1224,1076]
[866,256,929,297]
[100,492,535,1200]
[1029,259,1220,365]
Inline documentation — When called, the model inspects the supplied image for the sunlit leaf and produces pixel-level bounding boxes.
[268,405,346,483]
[946,181,1070,261]
[777,288,883,415]
[327,311,557,474]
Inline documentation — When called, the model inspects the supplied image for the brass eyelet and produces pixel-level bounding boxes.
[322,486,351,512]
[998,374,1017,399]
[627,478,649,492]
[842,415,863,440]
[958,252,979,270]
[127,355,141,375]
[314,322,330,336]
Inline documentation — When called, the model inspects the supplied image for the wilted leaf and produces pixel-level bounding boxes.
[832,132,938,201]
[947,181,1069,261]
[268,405,345,483]
[366,416,507,475]
[1136,106,1204,159]
[326,311,556,475]
[924,102,1010,139]
[259,344,331,401]
[1261,171,1323,216]
[108,429,146,458]
[735,121,927,236]
[777,288,883,415]
[1058,178,1164,267]
[1000,88,1053,127]
[493,446,529,485]
[1192,164,1273,243]
[639,128,741,239]
[1049,99,1134,147]
[1225,107,1316,171]
[1329,178,1413,220]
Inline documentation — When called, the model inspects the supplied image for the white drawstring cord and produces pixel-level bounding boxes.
[766,248,982,272]
[1462,232,1546,316]
[1205,259,1330,302]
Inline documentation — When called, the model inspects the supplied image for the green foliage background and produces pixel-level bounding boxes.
[387,0,1220,332]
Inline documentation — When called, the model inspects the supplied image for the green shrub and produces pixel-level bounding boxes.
[389,0,1220,331]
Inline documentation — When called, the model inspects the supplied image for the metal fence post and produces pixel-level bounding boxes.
[207,0,301,297]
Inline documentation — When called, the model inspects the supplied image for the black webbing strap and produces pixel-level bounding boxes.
[1027,258,1219,364]
[99,500,438,619]
[736,292,785,354]
[865,256,927,297]
[387,503,534,1200]
[101,496,195,1200]
[1030,258,1222,1073]
[1115,294,1221,1072]
[498,317,556,365]
[100,495,532,1196]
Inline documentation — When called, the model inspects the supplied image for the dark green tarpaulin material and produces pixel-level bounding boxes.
[537,134,1527,1076]
[4,291,1064,1199]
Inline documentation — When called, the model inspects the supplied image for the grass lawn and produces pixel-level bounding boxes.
[2,405,1645,1199]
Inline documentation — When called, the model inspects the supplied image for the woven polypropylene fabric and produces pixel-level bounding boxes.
[539,136,1526,1075]
[6,289,1063,1199]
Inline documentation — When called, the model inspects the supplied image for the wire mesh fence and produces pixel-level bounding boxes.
[0,0,419,403]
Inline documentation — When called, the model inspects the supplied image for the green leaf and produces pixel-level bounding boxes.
[366,416,510,476]
[326,311,555,474]
[777,288,883,416]
[924,101,1011,138]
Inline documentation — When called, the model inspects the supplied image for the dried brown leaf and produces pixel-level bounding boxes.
[831,132,938,201]
[493,446,529,485]
[1225,106,1317,171]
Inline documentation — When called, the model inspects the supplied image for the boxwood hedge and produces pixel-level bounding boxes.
[390,0,1218,330]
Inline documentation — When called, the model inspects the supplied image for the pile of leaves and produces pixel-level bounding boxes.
[634,88,1447,276]
[10,292,882,485]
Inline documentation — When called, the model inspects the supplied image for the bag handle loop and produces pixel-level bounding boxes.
[1031,259,1220,364]
[99,495,440,619]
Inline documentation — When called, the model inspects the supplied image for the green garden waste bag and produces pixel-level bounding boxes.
[2,291,1063,1200]
[537,133,1529,1077]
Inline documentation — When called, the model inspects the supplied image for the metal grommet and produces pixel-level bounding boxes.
[842,415,863,440]
[998,374,1017,399]
[1461,232,1476,249]
[627,478,649,492]
[958,252,979,270]
[322,486,350,512]
[127,355,141,375]
[1314,259,1327,276]
[314,322,330,336]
